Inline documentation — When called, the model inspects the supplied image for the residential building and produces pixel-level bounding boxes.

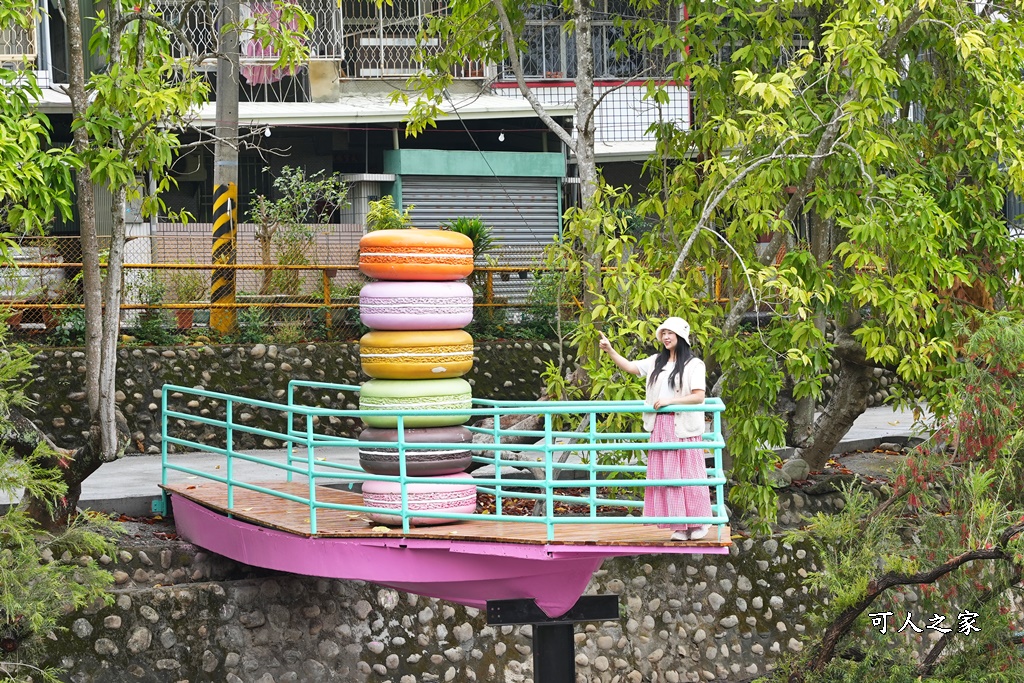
[15,0,689,276]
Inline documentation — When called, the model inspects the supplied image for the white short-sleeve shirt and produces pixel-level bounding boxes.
[635,355,707,437]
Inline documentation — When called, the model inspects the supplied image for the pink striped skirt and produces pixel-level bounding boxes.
[646,413,712,530]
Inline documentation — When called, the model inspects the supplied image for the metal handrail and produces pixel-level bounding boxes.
[160,381,729,541]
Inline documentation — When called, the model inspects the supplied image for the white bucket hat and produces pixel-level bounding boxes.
[655,316,691,345]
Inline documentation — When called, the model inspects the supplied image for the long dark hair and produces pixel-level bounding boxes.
[648,337,694,392]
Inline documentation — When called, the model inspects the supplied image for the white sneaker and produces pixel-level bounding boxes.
[688,525,711,540]
[670,531,690,542]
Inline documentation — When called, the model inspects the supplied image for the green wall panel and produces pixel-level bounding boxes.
[383,149,565,178]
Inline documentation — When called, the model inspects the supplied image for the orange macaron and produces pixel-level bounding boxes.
[359,229,474,281]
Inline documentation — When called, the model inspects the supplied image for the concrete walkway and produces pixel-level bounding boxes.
[6,405,929,517]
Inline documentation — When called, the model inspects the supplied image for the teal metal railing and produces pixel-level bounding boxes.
[160,381,729,541]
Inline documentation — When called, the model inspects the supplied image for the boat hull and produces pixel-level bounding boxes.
[170,495,728,618]
[172,495,600,616]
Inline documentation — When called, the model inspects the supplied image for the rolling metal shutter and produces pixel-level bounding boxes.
[400,176,561,304]
[400,176,560,260]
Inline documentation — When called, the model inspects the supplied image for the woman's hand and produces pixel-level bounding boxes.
[598,331,641,376]
[655,391,705,409]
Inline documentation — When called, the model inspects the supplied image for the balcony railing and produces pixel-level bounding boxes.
[155,0,345,63]
[151,0,481,99]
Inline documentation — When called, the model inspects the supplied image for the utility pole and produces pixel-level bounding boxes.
[211,0,240,334]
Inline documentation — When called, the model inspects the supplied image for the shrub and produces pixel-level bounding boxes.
[366,195,413,232]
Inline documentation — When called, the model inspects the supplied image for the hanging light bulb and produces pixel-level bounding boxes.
[498,130,505,142]
[264,127,272,137]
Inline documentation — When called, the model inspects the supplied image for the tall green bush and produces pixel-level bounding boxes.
[442,216,495,261]
[0,326,117,681]
[365,195,413,232]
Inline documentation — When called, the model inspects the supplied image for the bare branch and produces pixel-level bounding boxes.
[667,137,832,282]
[489,0,574,149]
[917,565,1024,677]
[793,523,1024,680]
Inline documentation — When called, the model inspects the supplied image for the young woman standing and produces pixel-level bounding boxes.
[598,317,712,541]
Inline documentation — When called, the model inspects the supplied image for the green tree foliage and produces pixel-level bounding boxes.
[248,166,349,296]
[0,64,116,670]
[0,2,77,238]
[639,0,1024,459]
[365,195,414,232]
[0,0,313,527]
[1,417,117,681]
[780,316,1024,682]
[544,184,788,527]
[488,0,1024,528]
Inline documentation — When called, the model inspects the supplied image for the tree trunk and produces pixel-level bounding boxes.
[62,0,100,425]
[258,228,274,295]
[792,214,832,447]
[569,0,603,371]
[572,0,598,213]
[19,0,107,525]
[21,0,132,525]
[98,185,130,462]
[797,333,874,470]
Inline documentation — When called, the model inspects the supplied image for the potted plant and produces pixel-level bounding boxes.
[169,268,207,330]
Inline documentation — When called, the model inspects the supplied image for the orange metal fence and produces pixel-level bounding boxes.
[0,232,561,337]
[0,230,731,337]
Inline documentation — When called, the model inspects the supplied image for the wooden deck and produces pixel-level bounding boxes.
[163,481,731,548]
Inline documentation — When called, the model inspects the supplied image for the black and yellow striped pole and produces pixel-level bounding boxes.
[211,182,238,334]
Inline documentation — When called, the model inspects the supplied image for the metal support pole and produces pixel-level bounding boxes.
[487,595,619,683]
[534,624,574,681]
[323,270,332,340]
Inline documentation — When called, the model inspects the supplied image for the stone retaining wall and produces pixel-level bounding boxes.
[25,340,898,456]
[43,487,852,683]
[26,342,567,454]
[51,539,817,683]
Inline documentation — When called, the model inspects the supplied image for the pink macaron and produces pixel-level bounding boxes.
[359,281,474,331]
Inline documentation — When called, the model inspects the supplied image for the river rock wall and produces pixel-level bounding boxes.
[25,340,899,457]
[41,487,852,683]
[50,536,816,683]
[26,342,567,454]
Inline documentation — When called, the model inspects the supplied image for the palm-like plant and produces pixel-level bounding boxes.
[442,216,495,262]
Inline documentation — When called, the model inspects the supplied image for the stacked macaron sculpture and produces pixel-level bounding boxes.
[356,229,478,526]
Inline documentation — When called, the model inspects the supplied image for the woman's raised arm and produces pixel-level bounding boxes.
[598,332,640,376]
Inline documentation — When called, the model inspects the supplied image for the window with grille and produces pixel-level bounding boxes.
[507,0,681,80]
[0,21,36,61]
[341,0,452,78]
